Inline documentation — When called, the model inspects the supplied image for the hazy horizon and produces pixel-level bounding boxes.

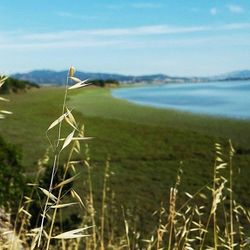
[11,67,250,78]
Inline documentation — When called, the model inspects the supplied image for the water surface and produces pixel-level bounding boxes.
[112,81,250,119]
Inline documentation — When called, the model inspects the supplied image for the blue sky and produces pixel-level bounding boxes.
[0,0,250,76]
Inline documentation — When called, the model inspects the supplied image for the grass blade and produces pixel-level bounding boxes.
[55,173,80,189]
[0,97,10,102]
[39,187,57,202]
[69,76,82,82]
[47,111,69,131]
[68,79,91,90]
[71,189,85,208]
[51,202,78,209]
[61,130,75,151]
[52,227,92,239]
[0,110,13,114]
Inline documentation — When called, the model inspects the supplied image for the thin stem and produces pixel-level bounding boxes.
[39,70,70,248]
[87,163,97,249]
[100,160,109,250]
[11,197,23,250]
[199,210,213,249]
[168,220,174,250]
[168,188,176,250]
[56,74,69,149]
[214,211,218,250]
[213,159,218,250]
[229,140,234,250]
[200,159,217,250]
[17,164,44,240]
[122,206,131,250]
[46,142,75,250]
[38,155,58,246]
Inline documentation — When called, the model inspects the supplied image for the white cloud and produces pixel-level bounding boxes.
[210,7,218,16]
[227,4,244,13]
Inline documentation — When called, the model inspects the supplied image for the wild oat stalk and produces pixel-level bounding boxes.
[34,67,92,249]
[100,159,110,250]
[86,157,97,249]
[200,143,227,249]
[229,139,235,249]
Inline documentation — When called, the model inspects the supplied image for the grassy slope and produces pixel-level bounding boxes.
[1,86,250,233]
[69,87,250,147]
[69,87,250,207]
[0,87,64,168]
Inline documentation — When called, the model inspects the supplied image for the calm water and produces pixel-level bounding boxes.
[112,81,250,120]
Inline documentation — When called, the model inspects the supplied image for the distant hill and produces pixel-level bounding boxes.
[12,70,134,85]
[211,70,250,81]
[0,77,39,94]
[11,70,198,85]
[11,69,250,85]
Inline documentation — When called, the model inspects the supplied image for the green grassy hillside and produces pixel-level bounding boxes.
[0,86,250,236]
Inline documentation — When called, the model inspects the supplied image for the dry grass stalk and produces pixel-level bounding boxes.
[33,67,92,249]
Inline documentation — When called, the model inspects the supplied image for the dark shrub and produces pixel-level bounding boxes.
[0,135,25,212]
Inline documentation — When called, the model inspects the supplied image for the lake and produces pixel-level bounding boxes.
[112,81,250,120]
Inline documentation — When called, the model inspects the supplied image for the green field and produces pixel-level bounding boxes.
[1,86,250,234]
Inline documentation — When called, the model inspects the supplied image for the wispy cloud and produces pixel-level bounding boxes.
[227,4,245,13]
[0,40,125,50]
[55,11,98,21]
[1,23,250,51]
[21,25,209,41]
[1,34,249,52]
[131,3,162,9]
[223,23,250,30]
[19,23,250,41]
[56,11,73,18]
[106,3,162,10]
[105,4,125,10]
[210,7,218,16]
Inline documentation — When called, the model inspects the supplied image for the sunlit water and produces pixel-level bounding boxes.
[112,81,250,120]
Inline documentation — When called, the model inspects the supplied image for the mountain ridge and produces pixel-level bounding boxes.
[11,69,250,85]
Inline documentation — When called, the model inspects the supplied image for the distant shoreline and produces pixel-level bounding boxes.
[111,80,250,121]
[10,69,250,86]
